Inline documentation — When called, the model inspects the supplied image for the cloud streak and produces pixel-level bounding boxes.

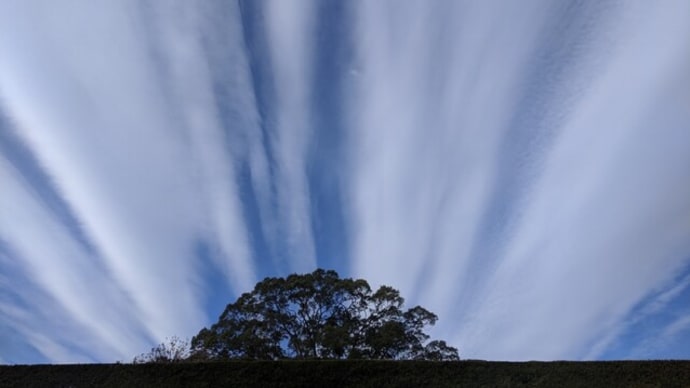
[0,1,259,361]
[0,0,688,363]
[346,0,690,360]
[263,0,318,272]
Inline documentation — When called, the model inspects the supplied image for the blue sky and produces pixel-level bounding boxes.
[0,0,689,363]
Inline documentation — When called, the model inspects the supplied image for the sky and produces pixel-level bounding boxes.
[0,0,689,363]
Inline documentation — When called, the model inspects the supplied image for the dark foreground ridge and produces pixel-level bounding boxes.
[1,360,690,387]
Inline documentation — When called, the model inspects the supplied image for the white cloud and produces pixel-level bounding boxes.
[0,0,207,338]
[462,1,690,360]
[263,0,318,272]
[0,157,148,361]
[622,311,690,360]
[145,1,257,292]
[0,0,688,363]
[0,0,260,361]
[347,0,690,360]
[662,315,690,340]
[347,0,550,315]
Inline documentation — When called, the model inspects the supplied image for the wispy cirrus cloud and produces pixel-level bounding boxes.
[0,1,259,361]
[145,1,259,292]
[0,0,688,364]
[347,0,550,302]
[262,0,318,272]
[0,156,148,362]
[346,0,690,360]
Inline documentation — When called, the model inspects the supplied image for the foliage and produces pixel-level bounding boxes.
[190,269,459,360]
[133,336,190,364]
[421,340,461,361]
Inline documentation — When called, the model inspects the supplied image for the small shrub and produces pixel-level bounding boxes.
[133,336,190,364]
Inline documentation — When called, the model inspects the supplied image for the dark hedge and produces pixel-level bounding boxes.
[1,360,689,388]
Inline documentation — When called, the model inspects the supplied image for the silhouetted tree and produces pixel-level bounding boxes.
[191,269,459,360]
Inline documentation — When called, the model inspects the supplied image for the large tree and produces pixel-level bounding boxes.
[191,269,459,360]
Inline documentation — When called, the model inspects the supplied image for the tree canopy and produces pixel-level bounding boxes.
[190,269,459,360]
